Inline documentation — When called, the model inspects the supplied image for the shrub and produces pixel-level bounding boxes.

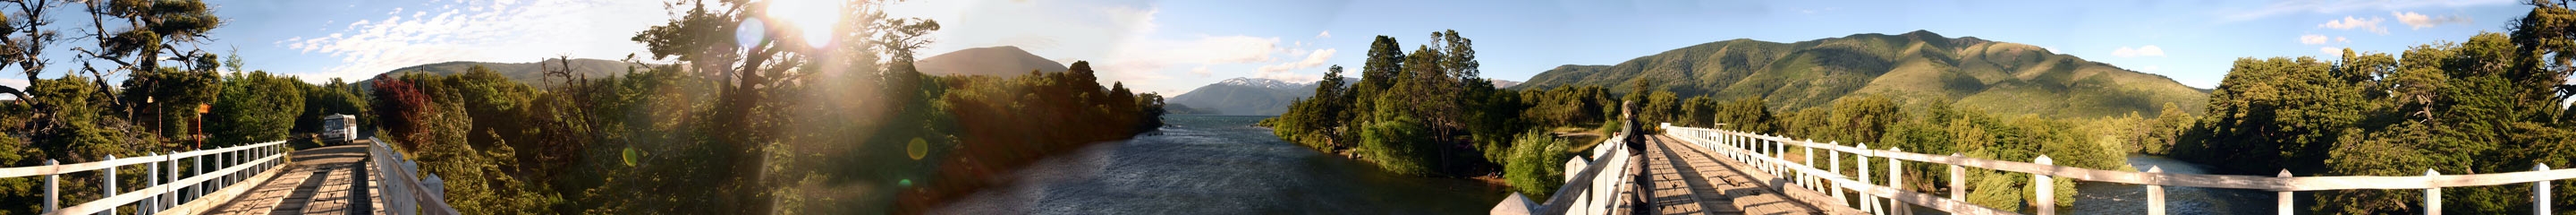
[1504,130,1571,200]
[1360,116,1435,176]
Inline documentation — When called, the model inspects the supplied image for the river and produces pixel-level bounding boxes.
[935,116,2270,214]
[934,116,1509,214]
[2051,155,2275,214]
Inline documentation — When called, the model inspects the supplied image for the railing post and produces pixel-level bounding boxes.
[1891,147,1909,215]
[1770,136,1783,176]
[1859,142,1877,215]
[1805,142,1818,192]
[2536,163,2550,215]
[2034,155,2053,215]
[2428,168,2441,215]
[2278,169,2293,215]
[2148,166,2165,215]
[42,159,56,213]
[148,152,160,212]
[105,154,117,215]
[1833,143,1846,202]
[194,151,205,201]
[165,150,177,211]
[1949,153,1963,201]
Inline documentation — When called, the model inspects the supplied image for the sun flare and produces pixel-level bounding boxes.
[765,0,845,47]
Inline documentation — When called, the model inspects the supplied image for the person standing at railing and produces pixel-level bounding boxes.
[1620,99,1656,214]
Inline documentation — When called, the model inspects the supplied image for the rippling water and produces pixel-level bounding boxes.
[2055,155,2275,214]
[935,116,1509,214]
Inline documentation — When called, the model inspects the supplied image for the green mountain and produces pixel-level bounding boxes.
[1518,30,2208,117]
[369,58,640,88]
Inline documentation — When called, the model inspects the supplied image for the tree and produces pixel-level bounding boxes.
[207,71,304,147]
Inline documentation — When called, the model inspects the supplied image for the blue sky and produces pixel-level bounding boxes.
[21,0,2526,95]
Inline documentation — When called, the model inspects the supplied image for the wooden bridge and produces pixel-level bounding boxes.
[1,137,458,215]
[1500,123,2576,215]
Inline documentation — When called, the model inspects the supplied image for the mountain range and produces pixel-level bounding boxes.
[1518,30,2208,117]
[364,58,638,88]
[1168,77,1342,116]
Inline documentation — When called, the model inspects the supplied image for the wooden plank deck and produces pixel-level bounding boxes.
[1628,134,1861,215]
[207,144,384,215]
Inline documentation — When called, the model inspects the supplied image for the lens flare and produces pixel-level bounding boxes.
[765,0,845,47]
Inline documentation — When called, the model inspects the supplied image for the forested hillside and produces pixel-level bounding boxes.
[1520,30,2208,118]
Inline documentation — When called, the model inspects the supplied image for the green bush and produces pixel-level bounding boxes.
[1360,116,1435,176]
[1504,130,1571,200]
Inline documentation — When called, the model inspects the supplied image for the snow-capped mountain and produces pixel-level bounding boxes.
[1215,77,1308,90]
[1169,77,1349,116]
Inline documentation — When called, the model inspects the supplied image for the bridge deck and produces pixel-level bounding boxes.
[1625,134,1860,215]
[208,144,386,215]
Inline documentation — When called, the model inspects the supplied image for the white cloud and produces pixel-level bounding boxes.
[2223,0,2514,21]
[2318,15,2388,35]
[2320,47,2344,56]
[1317,30,1332,39]
[2112,46,2166,57]
[1189,66,1213,77]
[2394,12,2473,29]
[2300,34,2331,45]
[2042,46,2061,54]
[1255,48,1335,82]
[279,0,669,83]
[2336,37,2350,43]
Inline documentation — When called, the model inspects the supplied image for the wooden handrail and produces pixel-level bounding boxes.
[1669,126,2576,191]
[0,141,284,178]
[0,141,291,215]
[1665,125,2575,215]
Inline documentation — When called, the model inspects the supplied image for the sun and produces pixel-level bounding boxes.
[763,0,845,47]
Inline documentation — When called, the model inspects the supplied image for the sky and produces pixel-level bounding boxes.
[6,0,2530,95]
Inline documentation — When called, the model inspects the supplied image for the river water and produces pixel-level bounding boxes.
[2051,155,2275,214]
[934,116,1509,214]
[935,116,2269,214]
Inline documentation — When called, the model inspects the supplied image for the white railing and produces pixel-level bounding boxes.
[368,137,457,215]
[0,141,290,215]
[1495,130,1632,215]
[1664,125,2576,215]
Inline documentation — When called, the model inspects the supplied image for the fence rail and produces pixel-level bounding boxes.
[1497,131,1632,215]
[369,137,458,215]
[1664,125,2575,215]
[0,141,288,215]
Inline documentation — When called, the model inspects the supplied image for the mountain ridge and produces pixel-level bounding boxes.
[1517,30,2208,117]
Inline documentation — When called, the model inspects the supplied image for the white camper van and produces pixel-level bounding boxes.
[323,114,356,144]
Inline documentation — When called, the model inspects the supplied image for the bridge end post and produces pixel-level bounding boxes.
[2034,155,2053,215]
[2536,163,2550,215]
[2278,169,2292,215]
[2148,166,2164,215]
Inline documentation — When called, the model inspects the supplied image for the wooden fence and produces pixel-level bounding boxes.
[1496,132,1633,215]
[368,137,458,215]
[1664,125,2573,215]
[0,141,290,215]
